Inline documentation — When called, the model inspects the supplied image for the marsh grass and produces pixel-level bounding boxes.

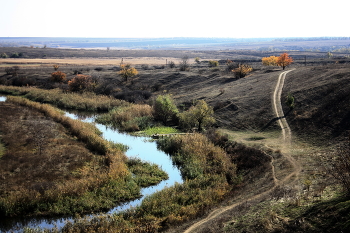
[158,133,236,180]
[29,133,237,232]
[0,85,128,111]
[127,158,168,187]
[96,104,153,132]
[0,97,168,218]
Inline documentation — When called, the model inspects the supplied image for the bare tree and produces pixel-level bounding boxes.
[27,119,57,157]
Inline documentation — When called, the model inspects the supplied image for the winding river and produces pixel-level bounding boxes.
[0,96,183,232]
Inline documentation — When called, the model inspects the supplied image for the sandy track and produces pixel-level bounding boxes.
[184,69,299,233]
[273,69,294,145]
[272,69,301,183]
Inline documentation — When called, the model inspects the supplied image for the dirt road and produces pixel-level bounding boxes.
[273,69,295,144]
[184,69,299,233]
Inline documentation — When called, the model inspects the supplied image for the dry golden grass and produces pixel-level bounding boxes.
[0,97,137,217]
[0,85,128,111]
[0,57,184,67]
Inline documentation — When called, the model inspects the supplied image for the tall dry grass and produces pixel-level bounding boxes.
[158,133,236,180]
[0,96,139,217]
[41,133,238,232]
[0,85,128,111]
[96,104,153,131]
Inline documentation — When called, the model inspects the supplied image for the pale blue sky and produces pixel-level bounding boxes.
[0,0,348,38]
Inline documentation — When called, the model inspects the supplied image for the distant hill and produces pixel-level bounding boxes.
[1,37,350,51]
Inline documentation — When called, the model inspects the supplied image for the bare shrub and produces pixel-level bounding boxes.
[226,60,238,72]
[168,61,176,68]
[141,64,150,70]
[12,76,36,86]
[53,64,59,71]
[179,56,190,71]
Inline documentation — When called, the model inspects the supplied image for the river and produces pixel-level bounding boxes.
[0,96,182,232]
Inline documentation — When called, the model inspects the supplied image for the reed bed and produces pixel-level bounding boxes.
[38,133,238,232]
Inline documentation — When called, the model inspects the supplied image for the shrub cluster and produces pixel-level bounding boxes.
[208,60,219,67]
[96,104,153,131]
[205,129,271,175]
[233,64,253,78]
[153,94,178,125]
[68,74,95,92]
[0,53,8,58]
[50,71,66,83]
[158,133,236,181]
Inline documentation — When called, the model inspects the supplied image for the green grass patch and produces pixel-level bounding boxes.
[127,158,168,187]
[140,126,181,136]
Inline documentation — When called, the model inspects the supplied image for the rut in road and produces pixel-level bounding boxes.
[184,69,300,233]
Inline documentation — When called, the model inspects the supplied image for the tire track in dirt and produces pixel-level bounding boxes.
[184,69,299,233]
[272,69,301,183]
[273,69,294,145]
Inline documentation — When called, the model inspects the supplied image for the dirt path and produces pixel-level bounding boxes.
[273,69,294,145]
[184,69,300,233]
[272,69,301,182]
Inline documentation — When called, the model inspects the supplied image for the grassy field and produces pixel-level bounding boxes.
[0,46,349,232]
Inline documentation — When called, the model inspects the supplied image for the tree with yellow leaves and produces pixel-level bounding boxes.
[277,53,293,70]
[119,64,138,82]
[262,56,278,66]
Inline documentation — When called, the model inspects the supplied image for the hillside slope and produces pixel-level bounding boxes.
[283,65,350,144]
[137,64,349,144]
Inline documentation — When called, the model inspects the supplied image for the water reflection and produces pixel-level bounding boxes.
[0,97,182,232]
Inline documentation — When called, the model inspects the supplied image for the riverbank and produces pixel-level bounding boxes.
[0,90,240,232]
[0,96,171,231]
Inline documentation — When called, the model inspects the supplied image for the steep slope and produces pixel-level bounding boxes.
[282,65,350,144]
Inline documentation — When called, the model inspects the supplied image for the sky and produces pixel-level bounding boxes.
[0,0,348,38]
